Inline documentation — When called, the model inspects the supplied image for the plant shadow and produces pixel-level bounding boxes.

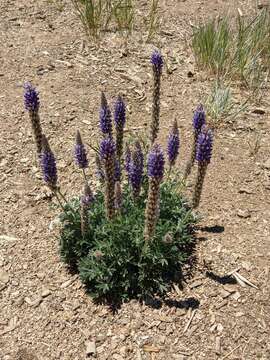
[206,271,237,285]
[200,225,225,233]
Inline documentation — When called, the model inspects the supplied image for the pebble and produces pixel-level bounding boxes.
[223,284,236,293]
[262,159,270,170]
[220,289,231,299]
[60,278,74,288]
[232,291,241,301]
[41,288,51,298]
[239,186,253,194]
[85,340,96,357]
[0,270,9,284]
[237,209,251,218]
[25,295,42,307]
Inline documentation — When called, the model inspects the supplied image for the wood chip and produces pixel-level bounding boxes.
[234,272,258,289]
[215,336,221,354]
[85,340,96,356]
[0,316,18,335]
[215,300,228,309]
[25,296,42,307]
[233,273,246,287]
[0,270,9,284]
[190,279,203,289]
[183,309,196,333]
[143,345,160,353]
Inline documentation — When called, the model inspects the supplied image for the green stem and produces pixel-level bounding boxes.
[53,190,67,213]
[82,168,87,181]
[57,189,76,217]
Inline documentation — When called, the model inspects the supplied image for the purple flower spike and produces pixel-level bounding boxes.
[100,92,112,136]
[100,137,116,161]
[74,130,88,169]
[196,126,213,164]
[114,96,126,128]
[167,120,180,166]
[40,135,57,188]
[151,50,163,73]
[147,144,165,179]
[193,104,206,133]
[24,82,40,112]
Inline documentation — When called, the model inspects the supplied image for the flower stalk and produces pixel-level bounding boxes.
[150,50,163,145]
[144,144,164,240]
[100,92,112,138]
[167,119,180,175]
[192,126,213,208]
[184,104,206,181]
[74,130,88,174]
[80,182,94,237]
[24,82,43,156]
[114,96,126,161]
[100,138,116,220]
[127,141,144,200]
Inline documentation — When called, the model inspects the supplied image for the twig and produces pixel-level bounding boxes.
[227,267,241,276]
[233,272,246,287]
[234,271,258,289]
[183,309,196,333]
[221,344,241,359]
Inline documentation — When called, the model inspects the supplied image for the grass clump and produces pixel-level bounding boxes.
[71,0,160,41]
[205,81,248,124]
[192,9,270,88]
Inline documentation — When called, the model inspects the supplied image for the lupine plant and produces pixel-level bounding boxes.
[25,50,214,302]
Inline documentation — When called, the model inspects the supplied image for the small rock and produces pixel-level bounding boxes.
[0,270,9,284]
[25,296,42,307]
[41,289,51,298]
[217,323,223,334]
[242,261,252,271]
[85,340,96,357]
[223,284,236,293]
[252,108,266,115]
[60,278,74,288]
[220,289,231,299]
[263,159,270,170]
[237,209,251,218]
[239,186,253,194]
[232,291,241,301]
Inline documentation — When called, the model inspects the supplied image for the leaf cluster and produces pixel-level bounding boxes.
[59,181,197,301]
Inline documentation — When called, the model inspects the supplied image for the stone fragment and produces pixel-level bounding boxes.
[41,288,51,298]
[85,341,96,357]
[0,270,9,284]
[25,296,42,307]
